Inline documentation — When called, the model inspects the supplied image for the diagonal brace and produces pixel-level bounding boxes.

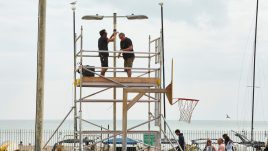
[126,92,144,111]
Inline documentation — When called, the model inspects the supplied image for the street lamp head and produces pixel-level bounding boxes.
[82,15,104,20]
[126,14,148,20]
[159,0,164,6]
[70,1,77,11]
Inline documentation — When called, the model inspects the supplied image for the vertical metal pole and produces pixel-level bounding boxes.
[108,124,110,150]
[113,13,117,151]
[148,35,152,149]
[251,0,259,142]
[158,37,162,150]
[79,26,84,151]
[148,35,151,131]
[35,0,46,151]
[159,2,166,133]
[122,89,128,151]
[72,4,78,148]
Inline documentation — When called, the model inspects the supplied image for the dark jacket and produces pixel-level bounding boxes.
[120,37,134,60]
[98,36,109,57]
[176,133,185,151]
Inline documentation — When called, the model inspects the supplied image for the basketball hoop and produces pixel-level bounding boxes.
[173,98,199,123]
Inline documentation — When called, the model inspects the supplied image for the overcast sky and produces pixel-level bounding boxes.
[0,0,267,122]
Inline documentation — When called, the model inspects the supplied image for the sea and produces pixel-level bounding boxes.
[0,120,267,150]
[0,120,267,131]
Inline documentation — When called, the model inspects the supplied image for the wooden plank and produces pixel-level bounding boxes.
[82,77,160,84]
[122,89,128,151]
[76,77,160,87]
[78,83,156,87]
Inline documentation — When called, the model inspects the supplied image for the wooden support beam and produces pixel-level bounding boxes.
[81,77,160,84]
[78,83,156,87]
[126,93,144,111]
[122,89,128,151]
[121,87,167,151]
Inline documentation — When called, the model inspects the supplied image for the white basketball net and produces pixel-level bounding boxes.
[176,98,199,123]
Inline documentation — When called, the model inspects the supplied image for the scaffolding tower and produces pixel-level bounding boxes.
[72,24,170,150]
[43,12,182,151]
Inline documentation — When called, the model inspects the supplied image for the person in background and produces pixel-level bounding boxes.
[118,33,135,77]
[222,134,234,151]
[175,129,185,151]
[98,29,117,76]
[217,138,225,151]
[264,141,268,151]
[203,139,216,151]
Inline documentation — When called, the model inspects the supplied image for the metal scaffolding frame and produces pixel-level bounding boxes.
[43,20,182,151]
[72,25,165,150]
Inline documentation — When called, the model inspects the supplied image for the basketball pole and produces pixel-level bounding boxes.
[159,2,166,133]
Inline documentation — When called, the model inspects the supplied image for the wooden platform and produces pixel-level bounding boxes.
[76,77,160,87]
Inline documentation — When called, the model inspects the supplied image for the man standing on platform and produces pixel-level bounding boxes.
[98,29,117,76]
[118,33,135,77]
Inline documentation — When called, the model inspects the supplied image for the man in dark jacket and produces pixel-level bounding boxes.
[98,29,117,76]
[175,129,185,151]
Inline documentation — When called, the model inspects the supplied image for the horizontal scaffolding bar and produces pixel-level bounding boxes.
[78,66,160,71]
[94,70,156,73]
[77,99,160,103]
[76,55,150,58]
[81,50,160,55]
[76,130,159,135]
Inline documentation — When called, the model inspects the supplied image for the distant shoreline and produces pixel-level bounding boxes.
[0,120,267,130]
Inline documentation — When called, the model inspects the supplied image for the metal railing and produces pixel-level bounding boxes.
[1,129,267,150]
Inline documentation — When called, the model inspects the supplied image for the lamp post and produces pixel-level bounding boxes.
[82,14,148,151]
[35,0,46,151]
[70,1,78,148]
[112,13,117,151]
[82,13,148,151]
